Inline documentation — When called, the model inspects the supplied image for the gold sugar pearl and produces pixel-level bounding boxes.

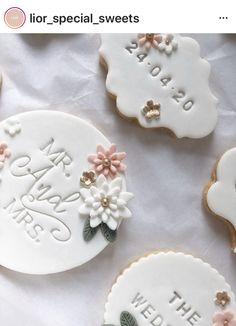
[103,158,111,167]
[146,33,154,41]
[101,197,110,208]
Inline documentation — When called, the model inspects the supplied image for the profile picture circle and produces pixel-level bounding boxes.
[4,7,26,29]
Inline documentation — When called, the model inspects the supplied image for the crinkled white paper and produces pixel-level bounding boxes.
[0,33,236,326]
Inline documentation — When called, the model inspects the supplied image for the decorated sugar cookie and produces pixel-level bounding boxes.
[100,34,218,139]
[204,147,236,252]
[0,111,133,274]
[103,252,236,326]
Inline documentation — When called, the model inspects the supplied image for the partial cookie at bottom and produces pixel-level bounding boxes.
[103,252,236,326]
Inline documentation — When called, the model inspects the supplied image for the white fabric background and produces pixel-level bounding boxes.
[0,33,236,325]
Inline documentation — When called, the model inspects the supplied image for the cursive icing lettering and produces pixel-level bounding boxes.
[40,138,72,177]
[3,138,80,243]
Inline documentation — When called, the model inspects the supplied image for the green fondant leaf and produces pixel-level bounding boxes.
[100,223,117,243]
[120,311,138,326]
[83,217,98,242]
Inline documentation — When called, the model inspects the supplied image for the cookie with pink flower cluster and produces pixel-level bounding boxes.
[0,111,133,274]
[88,144,126,178]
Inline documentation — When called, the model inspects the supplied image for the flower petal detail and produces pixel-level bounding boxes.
[109,144,117,154]
[79,204,91,215]
[117,199,126,207]
[85,197,95,205]
[108,186,121,197]
[80,188,90,199]
[109,167,116,176]
[111,159,121,166]
[110,209,120,219]
[96,164,104,172]
[107,217,118,231]
[101,182,109,194]
[90,209,99,218]
[96,174,107,186]
[102,212,109,223]
[90,216,101,228]
[110,177,122,189]
[118,163,126,172]
[90,186,100,197]
[88,154,97,163]
[109,203,118,211]
[120,207,132,218]
[119,192,134,202]
[97,145,106,154]
[93,202,100,209]
[103,168,109,176]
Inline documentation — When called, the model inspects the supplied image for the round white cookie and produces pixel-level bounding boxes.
[206,147,236,252]
[100,34,218,139]
[0,111,133,274]
[103,252,236,326]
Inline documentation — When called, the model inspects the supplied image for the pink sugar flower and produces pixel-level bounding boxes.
[213,311,236,326]
[88,144,126,178]
[0,142,11,163]
[138,33,162,50]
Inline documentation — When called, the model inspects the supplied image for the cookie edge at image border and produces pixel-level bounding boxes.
[203,150,236,251]
[103,250,235,324]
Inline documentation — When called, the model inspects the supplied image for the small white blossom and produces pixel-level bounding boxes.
[158,34,178,54]
[4,119,21,136]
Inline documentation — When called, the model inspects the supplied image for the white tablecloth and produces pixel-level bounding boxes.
[0,33,236,325]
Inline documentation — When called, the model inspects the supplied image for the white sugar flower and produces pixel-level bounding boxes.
[4,118,21,137]
[158,34,178,54]
[79,174,133,231]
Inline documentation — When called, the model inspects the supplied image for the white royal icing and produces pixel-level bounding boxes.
[207,147,236,252]
[0,111,129,274]
[104,252,236,326]
[100,34,218,139]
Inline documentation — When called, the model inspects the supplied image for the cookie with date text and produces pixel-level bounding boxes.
[103,252,236,326]
[0,111,133,274]
[100,34,218,139]
[204,147,236,252]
